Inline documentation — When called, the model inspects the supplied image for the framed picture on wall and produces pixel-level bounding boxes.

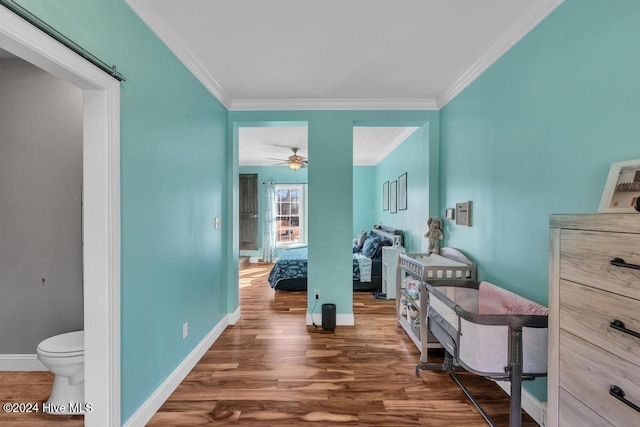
[398,173,407,211]
[598,159,640,213]
[390,180,397,214]
[383,181,389,211]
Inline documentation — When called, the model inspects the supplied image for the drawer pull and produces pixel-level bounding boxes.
[610,319,640,339]
[609,385,640,413]
[610,257,640,270]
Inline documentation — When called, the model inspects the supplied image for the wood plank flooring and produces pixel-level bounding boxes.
[0,263,539,426]
[148,263,538,426]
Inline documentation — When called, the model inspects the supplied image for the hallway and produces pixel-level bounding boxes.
[148,263,536,426]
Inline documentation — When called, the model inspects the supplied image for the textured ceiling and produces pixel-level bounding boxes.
[239,127,418,166]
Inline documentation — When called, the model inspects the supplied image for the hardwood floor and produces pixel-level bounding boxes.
[148,263,538,426]
[0,263,539,426]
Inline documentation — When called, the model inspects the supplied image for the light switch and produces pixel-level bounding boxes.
[215,217,220,229]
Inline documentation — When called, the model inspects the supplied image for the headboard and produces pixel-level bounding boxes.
[371,225,403,246]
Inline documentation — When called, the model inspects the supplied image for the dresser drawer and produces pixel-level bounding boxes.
[560,279,640,367]
[559,330,640,427]
[560,229,640,300]
[559,388,614,427]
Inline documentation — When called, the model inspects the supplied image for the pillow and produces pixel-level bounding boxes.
[362,234,384,258]
[354,230,368,251]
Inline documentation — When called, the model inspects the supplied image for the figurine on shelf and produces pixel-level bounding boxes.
[424,217,444,254]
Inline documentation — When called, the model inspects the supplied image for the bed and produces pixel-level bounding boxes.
[267,225,403,291]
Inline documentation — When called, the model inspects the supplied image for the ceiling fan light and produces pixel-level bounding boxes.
[289,161,302,170]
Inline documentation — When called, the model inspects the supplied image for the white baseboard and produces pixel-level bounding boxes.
[123,314,232,427]
[0,354,47,371]
[249,257,260,263]
[228,307,241,325]
[306,312,355,326]
[495,380,544,425]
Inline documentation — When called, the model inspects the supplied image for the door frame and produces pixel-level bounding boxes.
[0,8,121,426]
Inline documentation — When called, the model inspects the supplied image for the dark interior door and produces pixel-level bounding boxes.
[239,174,258,250]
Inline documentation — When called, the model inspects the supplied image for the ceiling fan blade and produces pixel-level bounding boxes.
[266,157,288,161]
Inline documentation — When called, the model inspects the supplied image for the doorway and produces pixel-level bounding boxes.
[0,8,121,426]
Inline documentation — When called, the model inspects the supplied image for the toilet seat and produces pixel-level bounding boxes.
[37,331,84,357]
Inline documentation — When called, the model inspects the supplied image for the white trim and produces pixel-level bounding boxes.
[306,312,355,327]
[0,7,121,427]
[127,0,562,112]
[124,0,231,109]
[228,307,241,325]
[123,317,230,427]
[0,354,47,371]
[249,257,260,263]
[495,380,544,425]
[230,98,438,111]
[437,0,564,108]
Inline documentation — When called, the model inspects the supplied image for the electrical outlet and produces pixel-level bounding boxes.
[314,289,320,300]
[540,402,547,427]
[182,322,188,339]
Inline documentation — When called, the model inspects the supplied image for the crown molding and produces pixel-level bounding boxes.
[128,0,562,113]
[437,0,564,108]
[230,98,439,111]
[125,0,231,108]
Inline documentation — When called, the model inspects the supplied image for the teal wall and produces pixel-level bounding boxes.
[353,166,375,235]
[231,111,439,318]
[440,0,640,402]
[373,126,431,252]
[17,1,230,422]
[238,166,308,259]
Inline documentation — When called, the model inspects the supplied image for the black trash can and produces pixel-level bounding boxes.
[322,303,336,331]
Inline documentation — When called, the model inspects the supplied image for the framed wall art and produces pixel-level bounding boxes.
[390,180,397,214]
[598,159,640,213]
[398,173,407,211]
[383,181,389,211]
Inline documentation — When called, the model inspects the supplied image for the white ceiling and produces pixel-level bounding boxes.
[125,0,562,164]
[239,126,417,166]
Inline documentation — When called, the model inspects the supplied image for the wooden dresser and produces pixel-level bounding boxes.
[549,214,640,427]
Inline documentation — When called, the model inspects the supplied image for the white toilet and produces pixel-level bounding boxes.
[36,331,84,413]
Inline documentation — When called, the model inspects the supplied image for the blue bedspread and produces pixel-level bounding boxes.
[267,246,372,289]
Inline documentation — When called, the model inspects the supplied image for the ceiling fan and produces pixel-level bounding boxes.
[267,147,308,170]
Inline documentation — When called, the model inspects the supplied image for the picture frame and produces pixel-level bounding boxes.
[390,180,397,214]
[382,181,389,211]
[598,159,640,213]
[455,201,471,226]
[398,172,407,211]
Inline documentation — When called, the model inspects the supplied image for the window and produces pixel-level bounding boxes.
[275,184,307,247]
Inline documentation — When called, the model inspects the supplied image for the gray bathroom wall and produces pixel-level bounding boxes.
[0,57,83,354]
